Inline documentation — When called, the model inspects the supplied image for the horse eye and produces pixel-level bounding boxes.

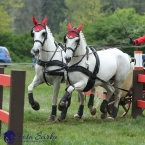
[42,32,46,37]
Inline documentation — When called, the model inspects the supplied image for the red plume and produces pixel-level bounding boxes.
[42,16,47,26]
[32,16,40,25]
[77,24,83,33]
[68,22,73,30]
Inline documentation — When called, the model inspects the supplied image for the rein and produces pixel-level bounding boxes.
[96,76,130,93]
[42,49,64,52]
[70,46,89,68]
[73,52,92,57]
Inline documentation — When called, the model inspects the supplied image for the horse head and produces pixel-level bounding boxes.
[31,16,47,55]
[64,22,83,63]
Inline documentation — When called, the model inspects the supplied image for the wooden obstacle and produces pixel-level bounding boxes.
[0,67,26,145]
[132,51,145,118]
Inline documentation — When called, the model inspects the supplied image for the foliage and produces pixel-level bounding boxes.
[0,0,24,33]
[101,0,145,15]
[54,20,68,43]
[55,0,105,42]
[41,0,66,34]
[83,8,145,56]
[64,0,104,26]
[14,0,42,34]
[0,6,12,33]
[3,0,145,35]
[0,32,33,62]
[0,0,24,10]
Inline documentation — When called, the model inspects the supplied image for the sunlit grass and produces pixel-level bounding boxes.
[0,65,145,145]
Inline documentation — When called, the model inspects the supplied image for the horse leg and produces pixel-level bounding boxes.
[100,83,115,119]
[28,76,42,110]
[58,80,86,111]
[47,81,61,121]
[58,81,86,111]
[57,96,71,122]
[74,91,85,119]
[28,93,40,110]
[88,87,96,116]
[108,85,121,120]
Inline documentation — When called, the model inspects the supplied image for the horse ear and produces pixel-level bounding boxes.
[77,24,83,33]
[32,16,39,25]
[68,22,73,30]
[42,16,47,26]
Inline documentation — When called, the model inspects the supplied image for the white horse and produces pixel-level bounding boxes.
[93,62,133,117]
[28,17,85,121]
[58,22,133,120]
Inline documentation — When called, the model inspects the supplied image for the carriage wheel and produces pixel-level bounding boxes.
[107,92,132,117]
[119,94,132,117]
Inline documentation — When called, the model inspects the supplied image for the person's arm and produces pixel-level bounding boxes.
[133,35,145,45]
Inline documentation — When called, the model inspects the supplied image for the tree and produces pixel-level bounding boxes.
[14,0,41,34]
[101,0,145,15]
[64,0,104,26]
[0,0,23,33]
[55,0,105,42]
[41,0,67,34]
[0,6,12,33]
[83,8,145,56]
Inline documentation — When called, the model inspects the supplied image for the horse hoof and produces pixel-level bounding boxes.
[90,108,96,116]
[108,116,115,120]
[31,101,40,110]
[100,113,107,119]
[47,115,56,121]
[57,116,64,122]
[74,114,81,119]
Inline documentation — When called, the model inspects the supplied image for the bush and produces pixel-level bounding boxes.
[0,32,33,62]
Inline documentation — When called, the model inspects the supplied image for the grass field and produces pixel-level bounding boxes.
[0,65,145,145]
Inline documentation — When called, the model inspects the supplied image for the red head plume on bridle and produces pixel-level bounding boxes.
[67,22,83,38]
[32,16,47,31]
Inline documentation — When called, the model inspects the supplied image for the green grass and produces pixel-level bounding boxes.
[0,65,145,145]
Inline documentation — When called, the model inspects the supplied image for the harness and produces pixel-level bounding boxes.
[37,42,66,85]
[65,27,132,93]
[66,46,100,92]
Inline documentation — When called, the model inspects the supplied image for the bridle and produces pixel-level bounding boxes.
[31,23,47,46]
[65,29,80,54]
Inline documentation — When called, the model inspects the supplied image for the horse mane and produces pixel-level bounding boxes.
[46,26,54,40]
[80,31,87,46]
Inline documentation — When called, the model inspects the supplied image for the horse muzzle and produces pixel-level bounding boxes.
[31,48,39,55]
[65,56,71,63]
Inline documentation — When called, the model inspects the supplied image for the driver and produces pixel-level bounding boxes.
[129,36,145,45]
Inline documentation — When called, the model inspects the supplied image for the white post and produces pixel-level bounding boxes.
[132,51,143,118]
[134,51,143,70]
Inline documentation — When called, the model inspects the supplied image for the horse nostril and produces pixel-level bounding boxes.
[65,56,71,63]
[33,50,39,55]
